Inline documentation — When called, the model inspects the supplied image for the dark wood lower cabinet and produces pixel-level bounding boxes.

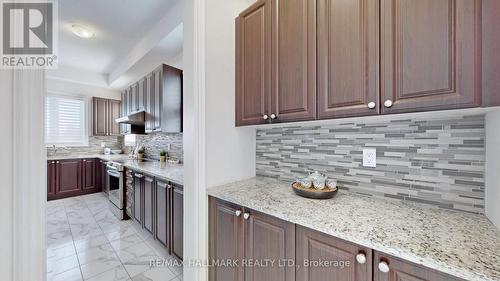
[156,180,171,250]
[47,158,105,200]
[56,159,82,195]
[172,183,183,260]
[296,226,372,281]
[244,209,295,281]
[133,172,143,223]
[209,198,244,281]
[144,175,155,234]
[373,251,464,281]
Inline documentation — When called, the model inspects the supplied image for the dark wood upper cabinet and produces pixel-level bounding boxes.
[209,198,244,281]
[373,251,464,281]
[235,0,271,126]
[271,0,316,123]
[56,159,81,195]
[172,183,183,260]
[380,0,481,114]
[482,0,500,107]
[296,226,372,281]
[92,97,121,136]
[108,99,121,136]
[244,209,295,281]
[317,0,380,119]
[92,97,108,136]
[81,159,96,190]
[131,83,139,112]
[156,180,171,250]
[138,78,146,111]
[152,67,162,131]
[145,73,154,133]
[143,175,155,234]
[161,66,183,133]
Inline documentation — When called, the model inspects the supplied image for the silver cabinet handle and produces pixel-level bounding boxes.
[270,113,277,120]
[378,261,390,273]
[356,253,367,264]
[51,161,55,164]
[83,160,86,162]
[134,173,144,178]
[243,213,250,220]
[263,114,269,120]
[56,161,59,164]
[235,210,242,217]
[367,102,376,109]
[384,100,393,108]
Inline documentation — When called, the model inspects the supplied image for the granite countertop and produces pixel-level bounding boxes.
[47,154,183,185]
[207,177,500,281]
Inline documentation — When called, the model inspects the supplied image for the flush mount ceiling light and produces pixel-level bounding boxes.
[71,24,95,39]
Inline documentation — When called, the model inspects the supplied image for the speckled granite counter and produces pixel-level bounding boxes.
[47,154,183,185]
[207,177,500,281]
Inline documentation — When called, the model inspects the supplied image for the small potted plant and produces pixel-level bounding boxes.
[137,148,145,160]
[159,149,167,162]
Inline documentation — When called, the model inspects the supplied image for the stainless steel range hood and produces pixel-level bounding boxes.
[116,110,145,125]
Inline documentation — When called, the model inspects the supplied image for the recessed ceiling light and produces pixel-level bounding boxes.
[71,24,95,39]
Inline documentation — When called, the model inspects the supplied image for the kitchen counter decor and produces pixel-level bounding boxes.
[292,171,338,199]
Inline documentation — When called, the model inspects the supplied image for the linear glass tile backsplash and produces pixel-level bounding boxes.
[256,115,486,214]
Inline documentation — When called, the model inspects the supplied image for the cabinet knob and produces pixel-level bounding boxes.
[83,160,86,162]
[235,210,242,217]
[356,253,367,264]
[378,261,390,273]
[263,114,269,120]
[367,102,376,109]
[56,161,59,164]
[270,113,277,120]
[384,100,393,108]
[243,213,250,220]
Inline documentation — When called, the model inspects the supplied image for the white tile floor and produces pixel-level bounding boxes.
[47,193,183,281]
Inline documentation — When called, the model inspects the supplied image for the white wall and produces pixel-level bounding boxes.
[205,0,256,188]
[485,109,500,229]
[46,78,121,99]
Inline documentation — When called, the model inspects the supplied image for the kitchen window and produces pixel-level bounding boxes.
[45,94,88,146]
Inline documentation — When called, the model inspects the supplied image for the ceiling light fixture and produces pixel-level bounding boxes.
[71,24,95,39]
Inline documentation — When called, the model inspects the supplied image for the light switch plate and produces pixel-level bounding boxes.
[363,148,377,167]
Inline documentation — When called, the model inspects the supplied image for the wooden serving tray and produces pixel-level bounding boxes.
[292,182,338,199]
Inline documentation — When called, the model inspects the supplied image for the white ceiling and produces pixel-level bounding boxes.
[53,0,183,89]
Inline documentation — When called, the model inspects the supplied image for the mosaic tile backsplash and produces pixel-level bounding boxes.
[126,132,183,162]
[46,136,123,157]
[256,115,486,214]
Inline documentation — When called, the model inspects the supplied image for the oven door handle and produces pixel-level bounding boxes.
[107,170,121,178]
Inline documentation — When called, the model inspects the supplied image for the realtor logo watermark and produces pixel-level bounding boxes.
[1,0,58,68]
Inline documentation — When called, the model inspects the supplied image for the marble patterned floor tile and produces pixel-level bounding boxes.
[47,243,76,261]
[110,233,145,252]
[47,267,82,281]
[130,266,177,281]
[77,243,115,266]
[115,241,156,263]
[85,265,131,281]
[74,234,109,253]
[47,230,74,249]
[47,254,80,276]
[104,224,138,242]
[80,252,122,280]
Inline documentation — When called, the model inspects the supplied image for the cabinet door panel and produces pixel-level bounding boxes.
[271,0,316,123]
[296,226,372,281]
[92,98,108,136]
[209,198,244,281]
[138,78,145,111]
[82,159,96,190]
[381,0,480,113]
[57,159,82,194]
[161,66,183,133]
[144,175,155,234]
[47,161,57,199]
[156,180,170,250]
[235,0,271,126]
[153,68,162,131]
[145,73,154,132]
[317,0,379,119]
[172,184,183,260]
[373,251,464,281]
[133,173,143,223]
[108,99,121,136]
[244,209,295,281]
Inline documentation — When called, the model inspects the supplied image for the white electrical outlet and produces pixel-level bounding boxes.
[363,148,377,167]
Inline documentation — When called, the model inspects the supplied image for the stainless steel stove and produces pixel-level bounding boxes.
[106,161,126,220]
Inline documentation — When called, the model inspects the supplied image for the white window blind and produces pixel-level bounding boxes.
[45,95,88,146]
